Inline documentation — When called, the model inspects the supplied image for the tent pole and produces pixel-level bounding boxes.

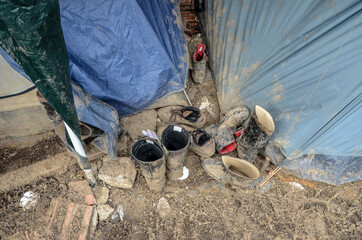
[182,89,192,106]
[64,122,97,186]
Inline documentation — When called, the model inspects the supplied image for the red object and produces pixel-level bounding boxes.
[219,128,245,154]
[220,142,237,154]
[194,43,205,62]
[234,128,245,137]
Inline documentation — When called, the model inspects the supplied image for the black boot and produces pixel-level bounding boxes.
[161,124,190,180]
[236,105,275,163]
[132,139,166,192]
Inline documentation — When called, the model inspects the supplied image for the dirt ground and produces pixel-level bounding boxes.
[0,37,361,240]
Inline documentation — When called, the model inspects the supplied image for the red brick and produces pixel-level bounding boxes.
[60,203,81,240]
[78,205,94,240]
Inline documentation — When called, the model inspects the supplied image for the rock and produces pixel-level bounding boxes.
[93,186,109,205]
[120,109,157,140]
[156,197,171,219]
[98,157,137,189]
[97,204,114,221]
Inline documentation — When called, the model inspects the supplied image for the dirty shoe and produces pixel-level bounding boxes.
[236,105,275,163]
[206,106,249,153]
[189,129,215,157]
[158,106,206,128]
[202,156,260,188]
[191,43,208,84]
[161,124,190,180]
[192,56,211,84]
[131,139,166,192]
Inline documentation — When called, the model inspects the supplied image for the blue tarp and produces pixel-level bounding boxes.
[59,0,187,117]
[201,0,362,185]
[0,0,187,158]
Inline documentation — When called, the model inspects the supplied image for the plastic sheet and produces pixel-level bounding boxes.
[201,0,362,184]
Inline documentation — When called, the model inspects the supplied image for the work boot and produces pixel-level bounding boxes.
[80,122,103,140]
[189,129,215,157]
[191,43,210,84]
[161,124,190,180]
[158,106,206,128]
[157,124,194,140]
[236,105,275,163]
[206,106,249,153]
[131,139,166,192]
[192,57,211,84]
[202,156,260,188]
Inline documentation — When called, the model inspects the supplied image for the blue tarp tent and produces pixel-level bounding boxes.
[0,0,187,159]
[201,0,362,185]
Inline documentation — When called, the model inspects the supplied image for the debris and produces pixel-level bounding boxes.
[141,129,159,140]
[98,157,137,189]
[117,205,124,221]
[157,197,171,219]
[289,182,305,190]
[97,204,114,221]
[20,192,38,210]
[177,166,190,180]
[93,186,109,205]
[199,96,216,119]
[111,205,124,221]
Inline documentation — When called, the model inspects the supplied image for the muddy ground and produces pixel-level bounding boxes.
[0,37,361,240]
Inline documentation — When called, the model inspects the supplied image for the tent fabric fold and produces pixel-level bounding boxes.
[200,0,362,185]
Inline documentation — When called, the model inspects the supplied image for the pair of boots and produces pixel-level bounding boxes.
[191,43,211,84]
[131,124,190,192]
[203,105,275,187]
[206,105,274,162]
[158,105,215,158]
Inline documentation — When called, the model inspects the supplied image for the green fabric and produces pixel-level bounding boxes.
[0,0,80,138]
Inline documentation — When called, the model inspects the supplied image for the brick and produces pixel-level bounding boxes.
[78,205,94,240]
[60,203,81,240]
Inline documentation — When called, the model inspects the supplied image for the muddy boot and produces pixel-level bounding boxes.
[79,122,103,140]
[189,129,215,157]
[202,156,260,188]
[161,124,190,180]
[191,43,208,84]
[157,124,194,140]
[131,139,166,192]
[158,106,206,128]
[236,105,275,163]
[206,106,249,153]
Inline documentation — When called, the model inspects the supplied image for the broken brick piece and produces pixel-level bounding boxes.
[78,205,95,240]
